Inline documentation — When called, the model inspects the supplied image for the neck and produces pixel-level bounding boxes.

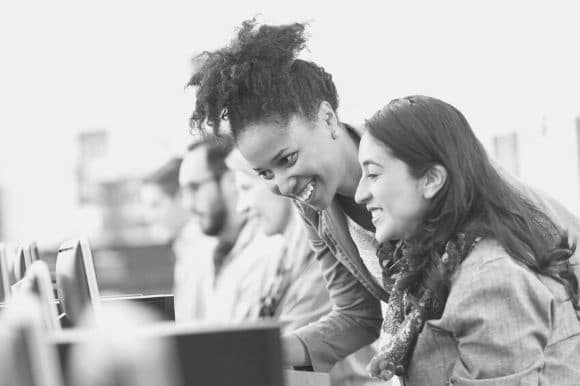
[280,210,296,239]
[217,211,245,245]
[336,122,362,197]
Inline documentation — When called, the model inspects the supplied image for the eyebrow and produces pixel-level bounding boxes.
[252,147,289,171]
[361,160,383,168]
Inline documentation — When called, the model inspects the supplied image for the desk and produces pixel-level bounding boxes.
[285,369,331,386]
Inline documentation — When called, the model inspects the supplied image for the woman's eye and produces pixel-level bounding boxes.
[281,152,298,167]
[258,170,274,181]
[366,172,378,181]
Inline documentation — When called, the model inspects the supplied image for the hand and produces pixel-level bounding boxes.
[367,338,397,381]
[367,351,395,381]
[281,334,311,367]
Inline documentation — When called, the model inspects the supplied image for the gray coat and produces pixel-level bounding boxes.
[407,239,580,385]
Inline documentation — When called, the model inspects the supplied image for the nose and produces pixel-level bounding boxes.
[180,189,197,214]
[354,177,371,205]
[275,172,297,197]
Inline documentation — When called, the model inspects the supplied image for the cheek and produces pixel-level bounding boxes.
[375,178,421,213]
[198,188,219,212]
[297,147,329,178]
[246,188,265,212]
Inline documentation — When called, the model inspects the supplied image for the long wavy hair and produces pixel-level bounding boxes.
[186,19,339,139]
[366,95,578,314]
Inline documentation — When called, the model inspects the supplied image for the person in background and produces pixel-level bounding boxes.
[141,156,204,319]
[177,135,282,323]
[226,149,386,386]
[226,148,325,329]
[355,95,580,384]
[141,156,198,260]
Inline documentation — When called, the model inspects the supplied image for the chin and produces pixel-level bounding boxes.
[201,221,221,236]
[306,194,332,211]
[374,228,395,244]
[263,219,285,236]
[261,225,276,236]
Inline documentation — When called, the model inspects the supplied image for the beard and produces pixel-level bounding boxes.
[200,206,227,236]
[199,185,229,236]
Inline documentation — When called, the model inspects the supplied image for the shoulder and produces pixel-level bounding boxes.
[454,238,534,282]
[453,239,536,283]
[449,239,557,310]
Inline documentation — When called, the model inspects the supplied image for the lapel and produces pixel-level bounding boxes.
[321,198,390,302]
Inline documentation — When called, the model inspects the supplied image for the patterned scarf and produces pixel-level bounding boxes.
[368,233,481,381]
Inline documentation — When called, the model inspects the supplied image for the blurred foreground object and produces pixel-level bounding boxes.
[0,293,64,386]
[68,300,182,386]
[11,260,61,332]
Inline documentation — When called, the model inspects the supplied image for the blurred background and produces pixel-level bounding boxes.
[1,0,579,295]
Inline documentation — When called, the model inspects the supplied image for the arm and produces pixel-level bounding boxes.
[277,258,333,334]
[447,254,552,384]
[286,205,382,372]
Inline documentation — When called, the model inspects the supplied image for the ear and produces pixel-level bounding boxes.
[316,101,338,130]
[422,164,447,199]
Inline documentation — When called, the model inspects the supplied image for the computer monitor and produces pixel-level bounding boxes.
[12,246,29,283]
[0,293,64,386]
[26,242,41,265]
[0,243,11,303]
[16,261,61,332]
[51,322,284,386]
[55,238,101,327]
[10,246,31,295]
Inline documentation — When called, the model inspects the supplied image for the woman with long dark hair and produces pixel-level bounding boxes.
[355,95,580,384]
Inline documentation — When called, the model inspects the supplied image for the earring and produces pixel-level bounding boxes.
[331,130,337,140]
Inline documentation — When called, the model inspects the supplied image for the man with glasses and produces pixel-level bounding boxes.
[176,136,283,322]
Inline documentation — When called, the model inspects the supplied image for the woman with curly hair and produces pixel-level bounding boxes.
[189,20,385,374]
[187,20,580,382]
[355,95,580,384]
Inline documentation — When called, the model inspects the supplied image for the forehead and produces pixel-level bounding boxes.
[178,146,210,185]
[358,132,391,165]
[236,116,311,167]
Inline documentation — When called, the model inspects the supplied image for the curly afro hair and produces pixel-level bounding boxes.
[187,19,339,139]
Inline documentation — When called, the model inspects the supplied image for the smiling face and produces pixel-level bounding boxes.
[233,171,292,236]
[355,132,430,243]
[236,113,345,211]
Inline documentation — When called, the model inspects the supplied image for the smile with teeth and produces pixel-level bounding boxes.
[370,208,382,223]
[296,180,315,202]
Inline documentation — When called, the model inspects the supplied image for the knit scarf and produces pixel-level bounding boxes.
[368,233,481,381]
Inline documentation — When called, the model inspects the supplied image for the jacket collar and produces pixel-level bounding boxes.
[321,195,391,302]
